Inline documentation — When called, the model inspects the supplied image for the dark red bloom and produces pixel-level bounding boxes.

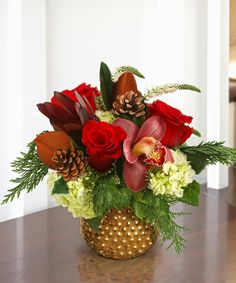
[82,120,126,172]
[37,92,98,144]
[148,100,193,148]
[51,83,100,111]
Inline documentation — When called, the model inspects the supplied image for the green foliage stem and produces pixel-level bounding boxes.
[93,174,132,218]
[1,142,48,204]
[181,141,236,174]
[131,189,186,254]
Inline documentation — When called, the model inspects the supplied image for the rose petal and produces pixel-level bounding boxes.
[88,155,113,172]
[161,121,193,148]
[148,100,193,124]
[123,159,148,192]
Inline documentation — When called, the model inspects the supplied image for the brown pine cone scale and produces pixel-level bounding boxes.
[113,91,145,117]
[52,148,86,181]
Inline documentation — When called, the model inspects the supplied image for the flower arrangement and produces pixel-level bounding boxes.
[2,62,236,258]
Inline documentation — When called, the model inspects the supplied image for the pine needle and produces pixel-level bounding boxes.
[181,141,236,174]
[131,190,187,254]
[1,142,48,204]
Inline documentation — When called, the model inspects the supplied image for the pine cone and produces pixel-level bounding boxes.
[52,149,86,181]
[113,91,145,117]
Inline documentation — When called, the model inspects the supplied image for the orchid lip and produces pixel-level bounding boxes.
[132,136,158,157]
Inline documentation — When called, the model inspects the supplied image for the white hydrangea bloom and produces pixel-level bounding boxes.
[149,150,195,198]
[47,171,96,219]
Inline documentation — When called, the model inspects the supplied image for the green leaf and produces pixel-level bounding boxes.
[185,155,207,174]
[179,181,200,206]
[99,62,113,110]
[52,177,69,195]
[193,129,201,137]
[131,199,146,220]
[112,65,145,81]
[1,142,48,204]
[85,217,101,232]
[132,191,146,203]
[93,174,132,218]
[181,141,236,174]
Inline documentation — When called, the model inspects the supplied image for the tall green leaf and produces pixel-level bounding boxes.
[99,62,113,110]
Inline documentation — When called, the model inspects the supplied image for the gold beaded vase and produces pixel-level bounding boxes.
[81,208,158,260]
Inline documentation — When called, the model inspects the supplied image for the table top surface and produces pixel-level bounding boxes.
[0,187,236,283]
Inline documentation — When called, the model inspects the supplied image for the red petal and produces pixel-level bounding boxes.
[123,159,148,192]
[88,155,113,172]
[161,121,193,148]
[123,138,138,163]
[37,102,73,123]
[113,118,139,141]
[135,116,166,142]
[165,147,174,163]
[53,91,78,117]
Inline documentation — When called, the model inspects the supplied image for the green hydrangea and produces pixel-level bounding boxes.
[148,150,195,198]
[47,171,96,219]
[95,110,115,124]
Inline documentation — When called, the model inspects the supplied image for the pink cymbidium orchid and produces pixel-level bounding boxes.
[113,116,174,192]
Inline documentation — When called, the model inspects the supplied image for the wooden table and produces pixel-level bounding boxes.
[1,187,236,283]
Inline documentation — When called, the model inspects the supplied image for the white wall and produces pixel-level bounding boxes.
[46,0,208,182]
[0,0,229,222]
[0,0,49,222]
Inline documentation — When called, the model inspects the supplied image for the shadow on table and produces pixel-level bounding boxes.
[77,249,156,283]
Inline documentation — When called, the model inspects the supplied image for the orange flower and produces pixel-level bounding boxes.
[34,131,74,169]
[113,72,138,99]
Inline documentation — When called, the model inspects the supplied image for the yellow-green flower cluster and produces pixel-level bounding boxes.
[95,110,115,124]
[149,150,195,198]
[47,171,96,219]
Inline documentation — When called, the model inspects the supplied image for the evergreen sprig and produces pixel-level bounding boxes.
[131,190,187,254]
[1,142,48,204]
[181,141,236,174]
[93,174,132,218]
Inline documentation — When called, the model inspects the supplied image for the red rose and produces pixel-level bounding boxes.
[82,120,126,172]
[51,83,100,111]
[148,100,193,148]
